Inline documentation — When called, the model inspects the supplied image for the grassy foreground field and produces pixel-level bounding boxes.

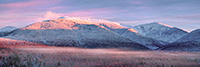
[0,46,200,67]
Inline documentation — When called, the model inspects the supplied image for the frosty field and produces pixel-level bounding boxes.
[1,46,200,67]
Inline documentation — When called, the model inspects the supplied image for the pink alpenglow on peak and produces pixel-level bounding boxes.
[157,22,173,28]
[128,28,138,33]
[21,17,126,30]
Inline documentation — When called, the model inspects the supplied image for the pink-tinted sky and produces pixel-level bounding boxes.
[0,0,200,32]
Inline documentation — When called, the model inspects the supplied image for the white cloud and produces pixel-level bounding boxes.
[38,11,63,21]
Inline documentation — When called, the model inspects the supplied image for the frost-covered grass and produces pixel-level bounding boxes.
[1,47,199,67]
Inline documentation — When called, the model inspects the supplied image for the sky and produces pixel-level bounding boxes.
[0,0,200,32]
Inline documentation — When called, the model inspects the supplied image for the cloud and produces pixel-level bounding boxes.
[47,6,68,10]
[0,7,119,28]
[0,0,64,15]
[42,11,63,20]
[0,0,63,8]
[63,8,119,17]
[0,0,45,8]
[37,7,119,21]
[38,8,117,21]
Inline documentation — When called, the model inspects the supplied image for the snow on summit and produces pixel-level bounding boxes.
[156,22,173,28]
[132,22,188,43]
[22,16,126,30]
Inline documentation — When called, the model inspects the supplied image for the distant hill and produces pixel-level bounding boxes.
[0,26,17,37]
[132,22,188,43]
[161,29,200,51]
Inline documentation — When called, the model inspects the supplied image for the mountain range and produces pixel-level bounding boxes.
[0,17,199,51]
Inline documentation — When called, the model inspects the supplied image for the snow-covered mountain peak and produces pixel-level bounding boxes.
[58,16,116,23]
[146,22,173,28]
[127,28,138,33]
[58,16,124,27]
[132,22,187,42]
[133,22,173,35]
[22,16,126,30]
[156,22,173,28]
[99,22,126,29]
[22,20,76,30]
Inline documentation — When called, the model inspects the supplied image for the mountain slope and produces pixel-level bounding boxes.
[176,29,200,42]
[132,22,188,43]
[161,29,200,51]
[0,26,17,37]
[99,22,165,49]
[110,28,165,49]
[5,18,148,50]
[0,37,46,48]
[161,42,200,51]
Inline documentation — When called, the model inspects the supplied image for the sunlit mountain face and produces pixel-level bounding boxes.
[1,0,200,67]
[21,17,125,30]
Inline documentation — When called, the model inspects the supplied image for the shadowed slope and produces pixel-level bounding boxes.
[100,22,164,49]
[133,22,188,43]
[176,29,200,42]
[162,29,200,51]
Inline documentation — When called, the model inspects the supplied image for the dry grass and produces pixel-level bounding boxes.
[1,46,199,67]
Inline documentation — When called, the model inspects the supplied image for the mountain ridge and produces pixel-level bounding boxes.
[132,22,188,43]
[1,17,198,51]
[4,18,150,50]
[0,26,17,37]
